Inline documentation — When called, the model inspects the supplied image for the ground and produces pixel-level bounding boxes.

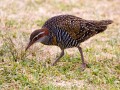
[0,0,120,90]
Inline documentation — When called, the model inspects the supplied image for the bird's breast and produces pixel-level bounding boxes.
[51,36,58,45]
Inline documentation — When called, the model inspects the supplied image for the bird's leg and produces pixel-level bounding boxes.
[77,46,87,70]
[52,49,64,66]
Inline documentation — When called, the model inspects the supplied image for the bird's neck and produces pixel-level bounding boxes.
[40,36,50,45]
[41,35,58,46]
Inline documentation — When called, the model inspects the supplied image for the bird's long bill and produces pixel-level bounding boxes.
[25,41,34,51]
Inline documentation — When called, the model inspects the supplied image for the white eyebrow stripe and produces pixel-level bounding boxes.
[32,31,45,41]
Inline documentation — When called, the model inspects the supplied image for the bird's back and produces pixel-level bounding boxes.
[42,15,84,39]
[42,15,113,48]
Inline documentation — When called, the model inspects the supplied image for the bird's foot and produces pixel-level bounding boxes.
[81,63,87,71]
[51,59,60,66]
[51,62,56,66]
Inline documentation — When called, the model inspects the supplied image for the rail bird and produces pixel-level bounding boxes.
[25,15,113,69]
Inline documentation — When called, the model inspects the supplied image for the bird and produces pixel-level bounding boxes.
[25,15,113,70]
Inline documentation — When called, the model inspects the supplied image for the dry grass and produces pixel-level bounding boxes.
[0,0,120,90]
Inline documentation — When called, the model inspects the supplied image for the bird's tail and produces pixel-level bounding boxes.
[99,20,113,26]
[95,20,113,33]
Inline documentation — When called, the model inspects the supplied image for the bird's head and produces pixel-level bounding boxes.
[25,28,49,51]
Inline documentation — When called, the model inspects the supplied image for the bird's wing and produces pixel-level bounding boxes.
[43,15,97,40]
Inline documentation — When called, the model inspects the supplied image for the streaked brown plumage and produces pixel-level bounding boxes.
[26,15,113,70]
